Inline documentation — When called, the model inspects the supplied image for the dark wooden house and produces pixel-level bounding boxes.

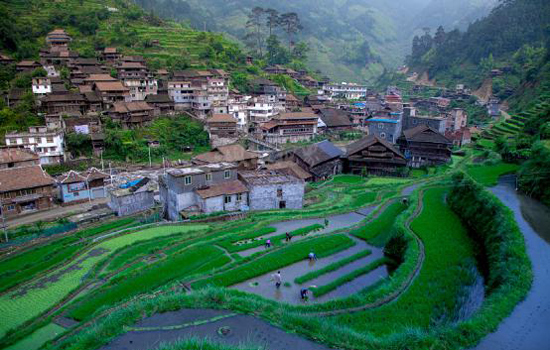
[293,140,343,181]
[397,125,453,168]
[344,135,407,176]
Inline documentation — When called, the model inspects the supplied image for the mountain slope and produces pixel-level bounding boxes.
[405,0,549,107]
[0,0,248,72]
[134,0,498,82]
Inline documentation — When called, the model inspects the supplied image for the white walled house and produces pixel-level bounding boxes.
[323,82,368,100]
[124,77,158,101]
[5,127,65,164]
[228,96,250,130]
[167,81,194,110]
[32,78,52,95]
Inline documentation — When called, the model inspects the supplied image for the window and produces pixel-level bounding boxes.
[224,170,231,179]
[224,195,232,204]
[205,173,212,181]
[277,189,283,197]
[380,132,387,139]
[46,137,54,143]
[6,204,15,211]
[74,191,79,197]
[236,193,242,201]
[184,176,192,185]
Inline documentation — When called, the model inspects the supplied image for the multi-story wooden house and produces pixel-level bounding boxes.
[260,112,318,145]
[397,125,453,168]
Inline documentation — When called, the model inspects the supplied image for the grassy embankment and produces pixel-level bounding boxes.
[333,187,478,339]
[351,201,408,247]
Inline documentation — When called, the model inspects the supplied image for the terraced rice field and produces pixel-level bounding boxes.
[2,172,529,350]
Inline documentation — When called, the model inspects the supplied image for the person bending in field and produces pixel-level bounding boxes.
[272,271,282,288]
[265,239,271,248]
[286,232,292,242]
[300,288,309,301]
[308,252,317,261]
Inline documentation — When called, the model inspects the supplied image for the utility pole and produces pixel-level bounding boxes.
[101,150,104,171]
[148,145,152,168]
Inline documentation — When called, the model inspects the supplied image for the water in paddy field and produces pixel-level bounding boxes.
[237,206,377,258]
[474,175,550,350]
[232,236,387,304]
[100,309,334,350]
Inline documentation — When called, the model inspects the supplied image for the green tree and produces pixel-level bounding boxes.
[279,12,302,51]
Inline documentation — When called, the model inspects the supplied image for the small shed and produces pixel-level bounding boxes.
[108,178,155,216]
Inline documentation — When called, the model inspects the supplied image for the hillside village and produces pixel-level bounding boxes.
[1,1,549,350]
[0,26,491,223]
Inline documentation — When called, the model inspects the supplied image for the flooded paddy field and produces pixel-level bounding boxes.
[100,309,333,350]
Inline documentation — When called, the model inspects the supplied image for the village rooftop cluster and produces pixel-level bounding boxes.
[0,28,485,221]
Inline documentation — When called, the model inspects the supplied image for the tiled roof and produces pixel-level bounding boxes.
[207,114,237,123]
[144,94,173,103]
[294,140,344,167]
[59,170,86,184]
[0,148,39,165]
[401,125,452,144]
[0,166,55,192]
[86,167,109,181]
[194,144,258,164]
[265,161,312,180]
[195,180,248,199]
[276,112,318,120]
[318,108,352,128]
[94,81,128,92]
[346,134,405,159]
[84,74,116,82]
[42,93,85,102]
[110,101,154,113]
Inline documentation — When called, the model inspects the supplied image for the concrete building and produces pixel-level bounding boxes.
[366,116,403,144]
[239,170,304,210]
[160,163,242,220]
[5,127,65,164]
[167,81,194,110]
[109,178,155,217]
[32,78,52,95]
[58,168,109,204]
[323,82,368,100]
[206,114,238,148]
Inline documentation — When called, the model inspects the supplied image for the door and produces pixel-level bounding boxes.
[279,201,286,209]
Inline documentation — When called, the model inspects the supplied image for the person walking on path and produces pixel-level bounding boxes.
[265,239,271,249]
[272,271,282,288]
[286,232,292,242]
[300,288,309,301]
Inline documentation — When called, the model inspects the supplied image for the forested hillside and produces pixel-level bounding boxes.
[403,0,550,207]
[133,0,495,82]
[0,0,248,72]
[406,0,550,108]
